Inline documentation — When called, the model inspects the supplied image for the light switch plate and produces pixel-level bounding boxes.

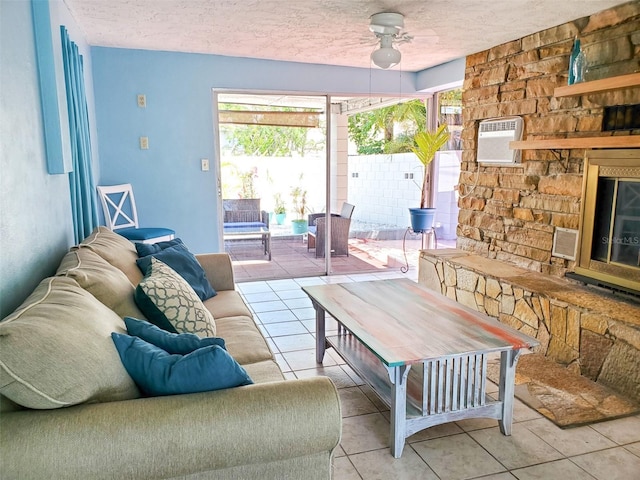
[201,158,210,171]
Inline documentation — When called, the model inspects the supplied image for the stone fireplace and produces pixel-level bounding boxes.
[417,3,640,402]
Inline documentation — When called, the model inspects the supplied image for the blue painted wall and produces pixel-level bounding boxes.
[0,0,463,318]
[92,48,463,253]
[0,0,98,318]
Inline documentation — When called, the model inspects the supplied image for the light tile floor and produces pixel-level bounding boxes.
[236,273,640,480]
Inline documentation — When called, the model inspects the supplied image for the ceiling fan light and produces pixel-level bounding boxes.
[369,12,404,35]
[371,46,401,69]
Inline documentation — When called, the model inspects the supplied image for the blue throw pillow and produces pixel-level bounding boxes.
[136,244,216,300]
[111,333,253,396]
[124,317,225,354]
[135,238,184,257]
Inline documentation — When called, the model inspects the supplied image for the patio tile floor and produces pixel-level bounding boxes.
[237,274,640,480]
[225,231,449,282]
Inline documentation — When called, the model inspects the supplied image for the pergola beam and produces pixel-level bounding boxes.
[219,110,321,128]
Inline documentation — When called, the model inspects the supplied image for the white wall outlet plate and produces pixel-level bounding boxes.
[137,94,146,108]
[139,136,149,149]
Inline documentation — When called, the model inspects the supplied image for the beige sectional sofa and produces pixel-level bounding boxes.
[0,227,341,479]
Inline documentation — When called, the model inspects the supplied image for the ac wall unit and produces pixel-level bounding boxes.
[477,116,523,164]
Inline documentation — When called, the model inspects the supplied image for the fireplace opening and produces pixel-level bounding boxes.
[570,149,640,298]
[592,178,640,267]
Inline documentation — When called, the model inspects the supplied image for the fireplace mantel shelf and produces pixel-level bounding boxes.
[511,73,640,151]
[510,136,640,150]
[553,72,640,97]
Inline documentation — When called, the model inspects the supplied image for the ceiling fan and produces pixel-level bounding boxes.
[369,12,412,69]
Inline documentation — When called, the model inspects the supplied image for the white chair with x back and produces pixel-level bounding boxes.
[97,184,175,244]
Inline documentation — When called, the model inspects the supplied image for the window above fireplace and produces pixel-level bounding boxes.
[573,149,640,296]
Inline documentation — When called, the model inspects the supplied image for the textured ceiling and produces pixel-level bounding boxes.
[63,0,627,72]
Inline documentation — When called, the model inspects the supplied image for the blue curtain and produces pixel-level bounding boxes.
[60,26,98,243]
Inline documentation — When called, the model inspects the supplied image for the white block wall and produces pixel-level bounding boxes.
[221,149,461,240]
[348,151,461,239]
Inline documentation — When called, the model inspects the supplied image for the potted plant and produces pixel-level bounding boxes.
[409,124,450,233]
[290,186,308,235]
[273,193,286,225]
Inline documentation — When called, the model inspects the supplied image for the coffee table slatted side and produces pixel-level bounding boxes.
[328,334,501,424]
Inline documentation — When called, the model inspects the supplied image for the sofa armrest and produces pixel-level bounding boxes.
[196,252,235,291]
[1,377,341,480]
[261,209,269,228]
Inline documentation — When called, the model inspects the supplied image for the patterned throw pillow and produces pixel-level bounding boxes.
[136,243,217,301]
[134,258,216,337]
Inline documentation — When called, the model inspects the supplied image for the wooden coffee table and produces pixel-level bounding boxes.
[303,279,539,458]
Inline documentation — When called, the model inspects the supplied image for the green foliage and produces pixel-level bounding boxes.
[273,193,286,214]
[239,167,258,199]
[383,133,414,154]
[411,125,450,208]
[222,125,308,156]
[347,99,426,154]
[347,112,384,154]
[438,89,462,106]
[290,186,307,220]
[412,125,450,167]
[221,162,258,199]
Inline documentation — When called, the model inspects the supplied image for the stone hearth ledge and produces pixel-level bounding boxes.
[418,248,640,403]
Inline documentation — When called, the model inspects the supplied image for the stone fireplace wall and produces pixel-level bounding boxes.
[416,3,640,402]
[457,2,640,276]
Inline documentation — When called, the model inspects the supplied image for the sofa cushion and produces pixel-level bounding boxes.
[136,244,217,301]
[0,277,140,409]
[111,333,253,396]
[124,317,225,354]
[214,315,274,365]
[135,258,216,337]
[242,360,285,383]
[203,290,252,319]
[56,249,145,319]
[75,226,142,286]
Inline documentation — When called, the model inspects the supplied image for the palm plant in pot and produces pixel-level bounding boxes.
[273,193,286,225]
[290,186,308,235]
[409,124,450,233]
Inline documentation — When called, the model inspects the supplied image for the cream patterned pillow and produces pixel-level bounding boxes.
[134,258,216,337]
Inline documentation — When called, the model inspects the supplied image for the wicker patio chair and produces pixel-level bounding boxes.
[308,203,355,258]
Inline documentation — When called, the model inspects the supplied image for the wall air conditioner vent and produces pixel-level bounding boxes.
[552,227,578,261]
[477,116,523,164]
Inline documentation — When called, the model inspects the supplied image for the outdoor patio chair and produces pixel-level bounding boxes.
[97,184,175,244]
[308,203,355,258]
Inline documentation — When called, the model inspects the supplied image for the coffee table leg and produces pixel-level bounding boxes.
[315,305,326,363]
[388,365,410,458]
[266,234,271,260]
[498,349,521,435]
